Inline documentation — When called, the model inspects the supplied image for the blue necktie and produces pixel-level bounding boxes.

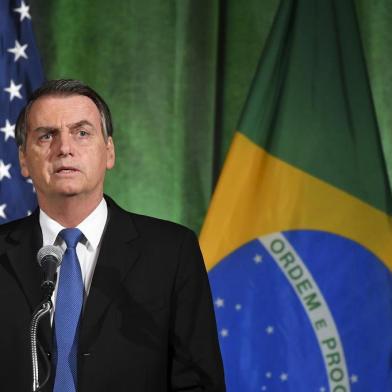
[53,228,84,392]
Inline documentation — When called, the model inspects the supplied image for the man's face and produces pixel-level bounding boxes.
[19,94,115,204]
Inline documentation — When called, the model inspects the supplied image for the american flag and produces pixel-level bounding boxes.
[0,0,44,223]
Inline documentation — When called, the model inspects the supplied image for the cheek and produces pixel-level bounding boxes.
[23,155,50,179]
[93,147,113,170]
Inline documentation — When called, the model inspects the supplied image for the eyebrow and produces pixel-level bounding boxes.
[32,120,95,133]
[33,126,58,133]
[67,120,95,130]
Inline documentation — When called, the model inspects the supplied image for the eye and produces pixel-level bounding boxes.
[39,132,53,141]
[78,129,89,137]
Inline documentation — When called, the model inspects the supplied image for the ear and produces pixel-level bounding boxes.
[106,136,115,170]
[18,147,30,178]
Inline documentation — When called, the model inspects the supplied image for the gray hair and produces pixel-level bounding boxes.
[15,79,113,148]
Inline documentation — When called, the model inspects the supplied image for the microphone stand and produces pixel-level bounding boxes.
[30,285,54,392]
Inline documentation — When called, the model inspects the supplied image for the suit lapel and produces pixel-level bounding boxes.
[79,198,140,351]
[5,214,42,311]
[4,212,52,351]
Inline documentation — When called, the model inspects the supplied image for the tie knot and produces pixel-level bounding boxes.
[59,228,83,249]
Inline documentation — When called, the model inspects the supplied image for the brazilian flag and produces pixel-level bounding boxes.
[200,0,392,390]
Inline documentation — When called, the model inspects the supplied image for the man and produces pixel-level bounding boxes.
[0,79,225,391]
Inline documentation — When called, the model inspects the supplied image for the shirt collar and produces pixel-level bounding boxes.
[39,198,108,250]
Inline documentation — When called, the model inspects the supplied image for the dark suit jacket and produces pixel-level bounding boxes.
[0,196,225,391]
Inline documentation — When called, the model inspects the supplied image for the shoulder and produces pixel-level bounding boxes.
[0,213,37,245]
[105,195,197,243]
[130,211,194,238]
[104,196,204,277]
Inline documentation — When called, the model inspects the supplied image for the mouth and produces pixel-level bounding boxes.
[54,166,80,174]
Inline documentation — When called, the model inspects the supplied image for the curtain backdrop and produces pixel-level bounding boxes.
[30,0,392,234]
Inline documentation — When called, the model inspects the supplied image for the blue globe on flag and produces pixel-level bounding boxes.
[209,231,392,391]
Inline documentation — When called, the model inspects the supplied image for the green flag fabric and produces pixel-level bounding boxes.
[29,0,392,234]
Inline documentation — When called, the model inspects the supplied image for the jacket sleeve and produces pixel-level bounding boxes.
[169,229,226,391]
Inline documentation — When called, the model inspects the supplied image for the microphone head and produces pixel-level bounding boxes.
[37,245,63,267]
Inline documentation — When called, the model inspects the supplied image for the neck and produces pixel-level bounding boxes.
[38,193,103,227]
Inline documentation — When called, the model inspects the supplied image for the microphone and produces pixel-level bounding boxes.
[32,246,62,390]
[37,245,63,295]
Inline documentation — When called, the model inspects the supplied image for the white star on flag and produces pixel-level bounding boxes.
[319,387,326,392]
[220,329,229,337]
[215,298,224,308]
[280,373,288,381]
[261,387,267,391]
[1,120,15,141]
[7,40,28,62]
[14,1,31,21]
[235,303,242,311]
[265,372,272,379]
[0,160,12,181]
[265,325,274,334]
[26,178,36,193]
[4,79,23,101]
[0,204,7,219]
[253,254,263,264]
[350,374,358,383]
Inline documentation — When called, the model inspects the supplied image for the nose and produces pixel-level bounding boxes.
[57,131,73,156]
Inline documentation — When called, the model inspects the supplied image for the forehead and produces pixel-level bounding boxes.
[27,94,101,128]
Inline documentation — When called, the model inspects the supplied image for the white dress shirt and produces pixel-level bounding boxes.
[39,198,108,315]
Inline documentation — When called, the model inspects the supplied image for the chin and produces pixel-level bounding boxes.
[61,192,81,197]
[54,187,83,197]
